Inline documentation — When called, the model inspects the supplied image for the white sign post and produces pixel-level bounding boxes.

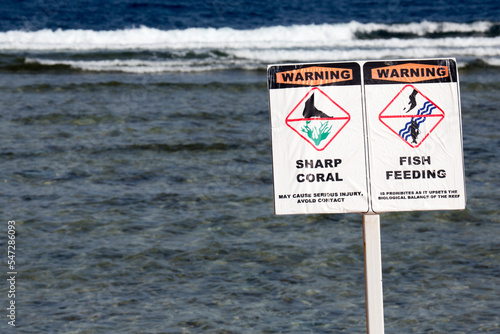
[363,214,384,334]
[268,58,466,333]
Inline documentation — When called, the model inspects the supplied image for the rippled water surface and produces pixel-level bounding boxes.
[0,64,498,333]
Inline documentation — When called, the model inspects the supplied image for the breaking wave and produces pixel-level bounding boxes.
[1,21,499,73]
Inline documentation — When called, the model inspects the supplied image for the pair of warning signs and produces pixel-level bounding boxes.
[268,58,466,215]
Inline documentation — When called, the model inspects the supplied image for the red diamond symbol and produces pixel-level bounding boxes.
[379,84,445,148]
[286,87,350,151]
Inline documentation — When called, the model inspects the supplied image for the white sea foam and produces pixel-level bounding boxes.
[1,21,497,51]
[24,57,252,73]
[355,21,495,36]
[6,21,499,72]
[0,24,352,50]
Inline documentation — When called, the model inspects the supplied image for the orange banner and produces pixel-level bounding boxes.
[276,66,353,85]
[371,63,449,83]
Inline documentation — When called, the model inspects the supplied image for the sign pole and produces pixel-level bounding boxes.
[363,214,385,334]
[268,58,464,332]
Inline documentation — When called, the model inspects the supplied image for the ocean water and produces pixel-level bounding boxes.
[0,1,499,333]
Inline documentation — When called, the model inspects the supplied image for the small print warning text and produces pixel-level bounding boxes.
[278,191,363,204]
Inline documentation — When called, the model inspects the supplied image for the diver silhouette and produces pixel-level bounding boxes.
[404,89,418,113]
[302,93,331,118]
[410,119,420,144]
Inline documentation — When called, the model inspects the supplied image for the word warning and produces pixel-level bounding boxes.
[268,58,466,215]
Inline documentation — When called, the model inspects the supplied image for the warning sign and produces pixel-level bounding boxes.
[268,58,466,215]
[363,59,465,213]
[379,85,445,148]
[268,62,369,215]
[285,87,350,151]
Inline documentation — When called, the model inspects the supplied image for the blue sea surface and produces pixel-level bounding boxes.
[0,0,499,333]
[1,0,499,31]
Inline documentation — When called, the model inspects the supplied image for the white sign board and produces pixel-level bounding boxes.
[363,59,466,212]
[268,58,466,215]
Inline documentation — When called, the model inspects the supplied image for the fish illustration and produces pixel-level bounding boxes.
[410,119,420,144]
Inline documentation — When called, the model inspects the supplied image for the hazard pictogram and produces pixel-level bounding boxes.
[286,87,350,151]
[379,85,444,148]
